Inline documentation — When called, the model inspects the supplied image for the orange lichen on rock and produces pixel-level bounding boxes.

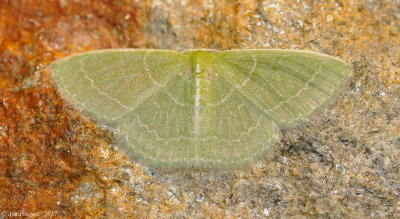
[0,0,144,217]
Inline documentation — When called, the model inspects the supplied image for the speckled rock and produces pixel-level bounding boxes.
[0,0,399,218]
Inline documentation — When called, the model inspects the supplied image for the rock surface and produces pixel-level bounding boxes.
[0,0,399,217]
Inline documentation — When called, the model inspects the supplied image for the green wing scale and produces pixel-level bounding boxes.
[51,49,352,169]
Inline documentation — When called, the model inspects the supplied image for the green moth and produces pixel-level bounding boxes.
[51,49,352,169]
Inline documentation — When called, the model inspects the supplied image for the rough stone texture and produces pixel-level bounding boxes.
[0,0,399,218]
